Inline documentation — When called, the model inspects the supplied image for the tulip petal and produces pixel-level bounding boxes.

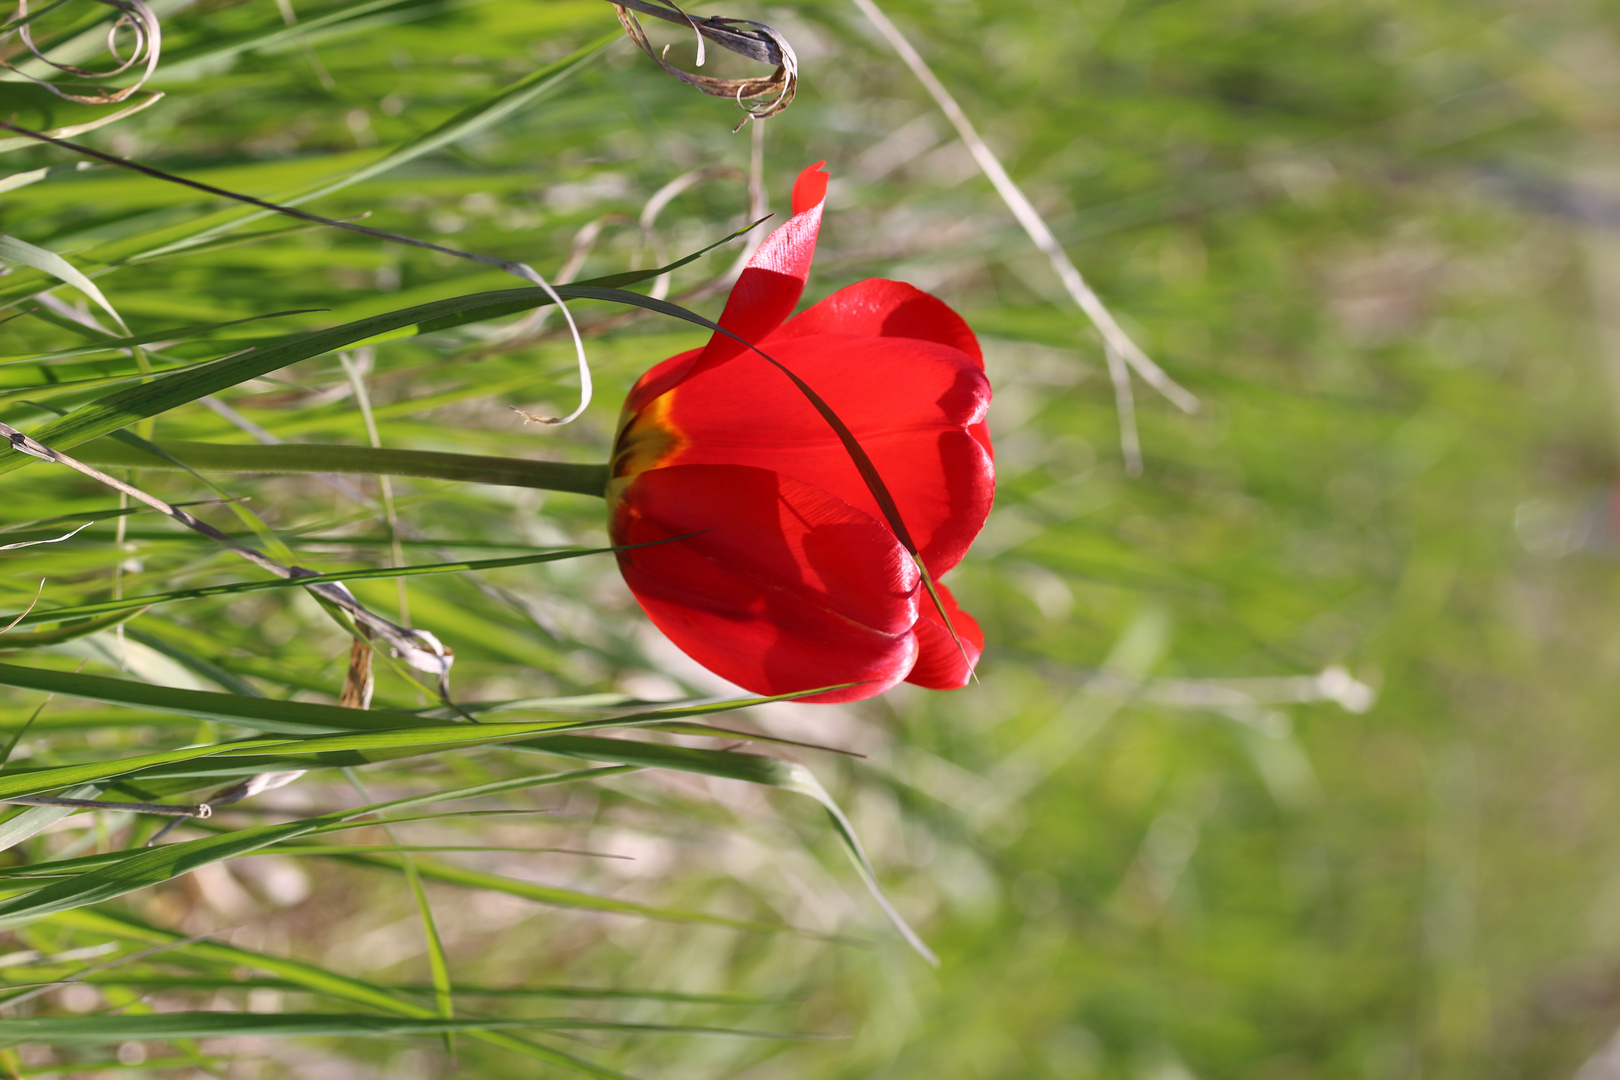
[792,162,830,214]
[681,161,830,378]
[650,333,994,576]
[617,344,701,439]
[905,581,983,690]
[773,278,983,368]
[611,463,921,703]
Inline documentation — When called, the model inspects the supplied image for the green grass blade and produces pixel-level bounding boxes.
[0,608,145,648]
[0,768,637,923]
[329,850,802,934]
[343,767,456,1041]
[0,234,129,333]
[0,290,556,473]
[70,439,610,495]
[0,1011,806,1043]
[0,663,835,740]
[133,33,617,260]
[0,309,320,366]
[42,908,634,1077]
[0,662,443,735]
[7,545,616,627]
[0,270,749,476]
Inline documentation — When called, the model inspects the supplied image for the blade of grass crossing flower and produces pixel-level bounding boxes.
[914,560,975,679]
[0,274,715,478]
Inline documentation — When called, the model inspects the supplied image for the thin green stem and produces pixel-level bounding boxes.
[72,440,610,499]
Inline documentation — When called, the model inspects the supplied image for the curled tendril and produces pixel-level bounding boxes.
[610,0,797,128]
[2,0,161,104]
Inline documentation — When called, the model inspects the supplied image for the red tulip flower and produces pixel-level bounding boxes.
[608,163,994,703]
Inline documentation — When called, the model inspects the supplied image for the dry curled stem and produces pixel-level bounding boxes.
[2,0,162,104]
[610,0,797,126]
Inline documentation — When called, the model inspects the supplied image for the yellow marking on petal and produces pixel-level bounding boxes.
[611,389,685,481]
[606,389,687,515]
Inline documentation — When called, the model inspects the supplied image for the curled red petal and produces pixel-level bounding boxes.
[678,162,830,380]
[652,332,994,576]
[610,463,921,703]
[792,160,829,214]
[772,278,983,367]
[905,581,983,690]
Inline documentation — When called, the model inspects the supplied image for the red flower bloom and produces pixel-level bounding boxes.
[608,163,994,703]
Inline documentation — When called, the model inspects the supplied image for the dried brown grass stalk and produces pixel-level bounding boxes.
[609,0,797,126]
[2,0,161,104]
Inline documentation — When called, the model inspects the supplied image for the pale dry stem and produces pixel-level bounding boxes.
[0,420,455,690]
[848,0,1200,473]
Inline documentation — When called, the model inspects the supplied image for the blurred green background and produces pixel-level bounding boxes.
[3,0,1620,1076]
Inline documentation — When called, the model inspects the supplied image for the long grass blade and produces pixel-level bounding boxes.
[6,545,617,628]
[42,907,636,1077]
